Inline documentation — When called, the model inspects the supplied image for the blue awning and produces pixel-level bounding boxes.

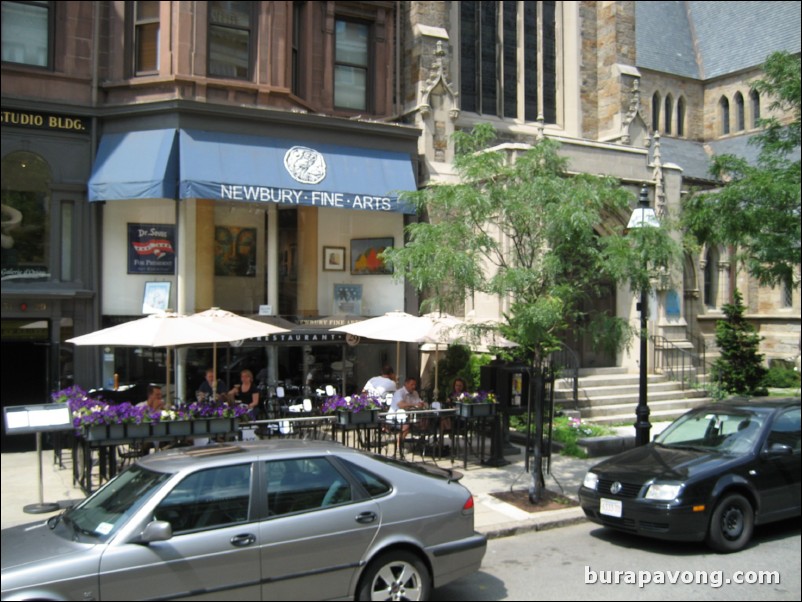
[179,130,416,214]
[88,128,417,214]
[88,129,178,201]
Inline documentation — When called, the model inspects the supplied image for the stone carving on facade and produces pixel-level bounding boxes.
[419,40,459,121]
[621,78,640,145]
[416,38,460,166]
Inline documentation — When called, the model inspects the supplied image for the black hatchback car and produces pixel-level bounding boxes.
[579,398,800,552]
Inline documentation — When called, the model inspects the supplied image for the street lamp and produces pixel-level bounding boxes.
[627,185,659,446]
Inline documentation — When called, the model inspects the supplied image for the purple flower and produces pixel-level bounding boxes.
[322,393,382,414]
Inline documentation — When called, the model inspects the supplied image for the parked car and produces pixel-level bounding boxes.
[579,398,800,552]
[1,440,486,601]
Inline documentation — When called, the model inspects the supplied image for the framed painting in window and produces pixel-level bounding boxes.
[350,237,393,275]
[323,246,346,271]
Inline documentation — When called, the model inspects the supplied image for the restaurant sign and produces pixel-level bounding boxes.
[261,332,346,344]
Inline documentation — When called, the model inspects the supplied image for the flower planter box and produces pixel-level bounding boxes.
[83,418,240,442]
[84,424,126,442]
[167,421,192,437]
[337,409,380,426]
[456,402,496,418]
[125,424,151,439]
[206,418,239,434]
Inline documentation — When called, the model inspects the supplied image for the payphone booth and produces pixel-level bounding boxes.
[480,362,554,477]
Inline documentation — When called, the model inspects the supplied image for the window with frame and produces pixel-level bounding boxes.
[133,0,160,74]
[460,1,556,122]
[719,96,730,135]
[750,90,760,128]
[1,0,53,68]
[291,1,305,97]
[651,92,661,132]
[1,151,51,282]
[677,97,686,137]
[664,95,673,135]
[265,457,353,516]
[208,1,253,80]
[154,464,252,533]
[334,18,370,111]
[734,92,745,132]
[703,247,719,309]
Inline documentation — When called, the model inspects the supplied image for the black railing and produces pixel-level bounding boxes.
[547,343,579,409]
[651,335,707,391]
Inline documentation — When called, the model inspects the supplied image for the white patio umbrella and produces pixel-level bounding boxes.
[330,311,435,377]
[422,313,518,399]
[189,308,290,394]
[421,312,465,400]
[66,312,240,403]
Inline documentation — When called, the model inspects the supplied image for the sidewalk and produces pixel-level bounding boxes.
[1,424,668,535]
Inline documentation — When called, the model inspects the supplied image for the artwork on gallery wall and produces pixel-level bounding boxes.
[323,246,346,271]
[350,237,393,275]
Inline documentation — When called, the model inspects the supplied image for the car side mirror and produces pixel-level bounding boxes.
[138,520,173,544]
[761,442,793,459]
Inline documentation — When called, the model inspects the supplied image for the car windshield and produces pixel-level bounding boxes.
[62,465,171,541]
[655,409,765,454]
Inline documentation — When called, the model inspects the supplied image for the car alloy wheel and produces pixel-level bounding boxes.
[358,551,431,601]
[706,492,754,553]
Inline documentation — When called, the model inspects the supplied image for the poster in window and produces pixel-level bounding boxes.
[333,284,362,316]
[142,282,171,314]
[128,223,176,275]
[215,226,257,277]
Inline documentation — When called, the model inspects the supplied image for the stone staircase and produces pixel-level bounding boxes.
[554,368,712,426]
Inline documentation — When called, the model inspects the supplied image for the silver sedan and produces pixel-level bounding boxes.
[1,440,485,601]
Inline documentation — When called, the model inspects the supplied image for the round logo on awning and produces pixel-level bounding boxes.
[284,146,327,184]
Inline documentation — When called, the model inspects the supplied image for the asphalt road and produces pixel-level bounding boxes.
[433,517,802,601]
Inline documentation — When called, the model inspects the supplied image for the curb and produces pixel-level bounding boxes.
[477,507,587,540]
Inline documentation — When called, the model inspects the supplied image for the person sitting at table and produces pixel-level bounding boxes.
[229,369,261,418]
[136,384,165,412]
[390,377,426,445]
[134,384,165,453]
[439,377,468,439]
[196,368,228,403]
[363,364,397,398]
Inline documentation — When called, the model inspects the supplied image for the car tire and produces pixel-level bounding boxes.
[357,550,431,601]
[706,493,754,553]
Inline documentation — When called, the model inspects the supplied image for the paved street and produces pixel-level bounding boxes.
[433,519,802,601]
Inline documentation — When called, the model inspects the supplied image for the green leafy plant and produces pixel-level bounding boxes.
[711,290,769,396]
[510,414,613,458]
[764,364,801,389]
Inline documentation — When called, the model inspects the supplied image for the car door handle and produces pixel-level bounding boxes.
[230,533,256,547]
[355,512,377,524]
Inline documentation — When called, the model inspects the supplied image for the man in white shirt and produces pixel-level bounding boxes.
[389,377,426,448]
[390,377,424,412]
[363,364,397,397]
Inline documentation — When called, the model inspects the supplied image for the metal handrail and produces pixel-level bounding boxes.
[547,343,579,408]
[650,335,707,391]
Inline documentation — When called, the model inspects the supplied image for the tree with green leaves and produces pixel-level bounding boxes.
[711,290,768,397]
[683,51,801,289]
[384,124,678,363]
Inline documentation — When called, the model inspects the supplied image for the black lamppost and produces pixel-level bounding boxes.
[627,185,659,446]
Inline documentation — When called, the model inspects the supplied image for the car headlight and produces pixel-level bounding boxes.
[645,483,682,501]
[582,472,599,491]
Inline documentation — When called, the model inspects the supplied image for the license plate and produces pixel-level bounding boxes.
[600,498,622,518]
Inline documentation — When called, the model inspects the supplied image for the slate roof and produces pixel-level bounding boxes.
[657,136,714,182]
[636,1,801,80]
